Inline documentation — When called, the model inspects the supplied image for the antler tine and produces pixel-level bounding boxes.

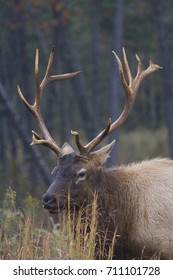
[18,48,81,156]
[35,49,40,105]
[40,47,54,92]
[122,47,133,86]
[106,49,161,136]
[40,47,81,92]
[73,48,162,156]
[71,118,112,155]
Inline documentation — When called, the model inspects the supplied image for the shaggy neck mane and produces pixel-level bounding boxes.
[94,166,138,236]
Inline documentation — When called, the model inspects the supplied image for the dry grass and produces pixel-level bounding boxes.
[0,189,115,260]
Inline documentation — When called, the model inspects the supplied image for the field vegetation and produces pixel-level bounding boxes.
[0,189,116,260]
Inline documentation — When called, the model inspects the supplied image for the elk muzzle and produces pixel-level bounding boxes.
[41,180,68,213]
[42,193,58,211]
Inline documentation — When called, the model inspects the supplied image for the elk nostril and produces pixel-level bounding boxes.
[42,194,57,210]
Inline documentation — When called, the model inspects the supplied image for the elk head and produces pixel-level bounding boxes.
[18,47,161,213]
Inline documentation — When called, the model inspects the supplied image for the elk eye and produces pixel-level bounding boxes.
[75,168,87,184]
[78,170,86,178]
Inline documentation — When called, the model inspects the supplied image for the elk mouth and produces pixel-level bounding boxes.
[43,204,65,214]
[42,194,85,214]
[42,200,58,212]
[48,205,66,214]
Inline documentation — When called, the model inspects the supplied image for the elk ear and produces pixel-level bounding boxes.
[62,142,75,155]
[90,140,115,166]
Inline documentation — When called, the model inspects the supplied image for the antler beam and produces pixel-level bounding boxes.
[18,47,81,156]
[72,48,162,156]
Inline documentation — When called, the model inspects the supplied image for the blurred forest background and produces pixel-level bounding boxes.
[0,0,173,208]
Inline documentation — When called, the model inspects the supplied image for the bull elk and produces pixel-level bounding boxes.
[18,47,173,259]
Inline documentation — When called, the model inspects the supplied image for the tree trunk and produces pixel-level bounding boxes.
[0,83,52,185]
[0,110,8,177]
[91,0,101,131]
[108,0,125,166]
[51,0,95,143]
[155,1,173,158]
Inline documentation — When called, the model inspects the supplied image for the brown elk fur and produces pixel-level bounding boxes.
[42,142,173,259]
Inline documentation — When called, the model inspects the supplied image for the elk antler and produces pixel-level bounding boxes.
[18,47,81,156]
[72,48,162,156]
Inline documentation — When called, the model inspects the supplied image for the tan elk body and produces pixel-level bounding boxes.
[101,157,173,259]
[18,47,173,259]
